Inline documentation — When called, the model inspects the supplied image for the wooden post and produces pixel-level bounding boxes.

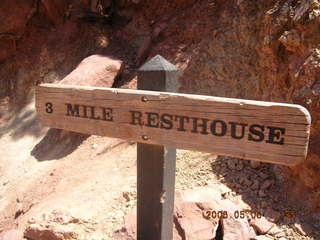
[137,55,179,240]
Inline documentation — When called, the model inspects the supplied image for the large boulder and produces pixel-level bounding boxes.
[32,55,123,161]
[24,210,108,240]
[60,54,124,88]
[115,187,257,240]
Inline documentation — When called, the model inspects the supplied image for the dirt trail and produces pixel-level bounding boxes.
[0,98,138,237]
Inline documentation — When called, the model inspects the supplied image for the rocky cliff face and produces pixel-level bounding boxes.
[0,0,119,103]
[0,0,319,210]
[128,0,320,209]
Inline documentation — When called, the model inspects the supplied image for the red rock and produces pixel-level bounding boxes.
[222,212,256,240]
[174,201,217,240]
[239,176,253,187]
[0,0,34,34]
[115,188,221,240]
[249,216,274,234]
[260,180,274,190]
[179,217,216,240]
[24,211,106,240]
[60,55,124,88]
[175,200,202,219]
[279,30,301,52]
[0,37,16,62]
[294,222,312,236]
[251,180,260,190]
[81,0,90,8]
[137,36,152,65]
[33,55,122,160]
[264,208,281,222]
[24,225,61,240]
[196,202,222,212]
[123,206,136,239]
[116,187,258,240]
[258,190,267,198]
[258,172,269,180]
[152,23,168,39]
[114,206,182,240]
[41,0,68,25]
[0,229,24,240]
[179,188,257,239]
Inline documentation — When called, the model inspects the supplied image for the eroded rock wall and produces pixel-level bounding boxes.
[123,0,320,208]
[256,0,320,208]
[191,0,320,208]
[0,0,117,104]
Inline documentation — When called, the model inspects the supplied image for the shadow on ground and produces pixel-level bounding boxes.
[0,105,45,140]
[31,129,89,161]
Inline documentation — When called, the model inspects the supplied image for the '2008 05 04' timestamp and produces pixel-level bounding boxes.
[203,210,262,220]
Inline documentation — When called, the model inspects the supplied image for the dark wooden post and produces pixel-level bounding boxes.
[137,55,179,240]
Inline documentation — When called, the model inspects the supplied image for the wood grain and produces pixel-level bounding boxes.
[35,83,311,166]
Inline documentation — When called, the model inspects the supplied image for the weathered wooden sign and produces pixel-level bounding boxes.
[35,55,311,240]
[36,83,311,166]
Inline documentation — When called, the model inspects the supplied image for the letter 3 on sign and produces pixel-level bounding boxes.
[45,102,53,114]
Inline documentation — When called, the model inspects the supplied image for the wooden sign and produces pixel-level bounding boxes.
[35,55,311,240]
[35,83,311,166]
